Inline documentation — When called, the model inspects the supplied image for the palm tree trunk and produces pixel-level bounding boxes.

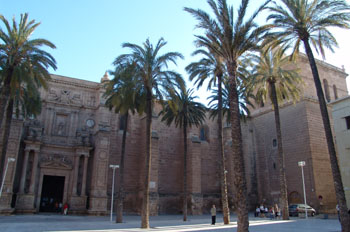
[183,121,188,221]
[0,68,13,129]
[218,74,230,224]
[141,90,152,229]
[270,82,289,220]
[116,113,128,223]
[0,99,14,183]
[228,62,249,232]
[0,69,13,179]
[303,39,350,231]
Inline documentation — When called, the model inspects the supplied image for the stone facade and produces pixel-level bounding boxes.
[0,55,348,215]
[331,96,350,209]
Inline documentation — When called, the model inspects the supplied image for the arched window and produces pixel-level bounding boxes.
[333,85,338,100]
[323,79,330,102]
[200,125,209,142]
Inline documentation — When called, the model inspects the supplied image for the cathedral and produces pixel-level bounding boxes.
[0,55,347,215]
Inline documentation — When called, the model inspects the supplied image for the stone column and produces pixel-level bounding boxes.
[72,155,80,196]
[69,151,89,213]
[149,131,159,216]
[15,141,41,213]
[19,150,30,193]
[81,155,89,196]
[29,151,39,194]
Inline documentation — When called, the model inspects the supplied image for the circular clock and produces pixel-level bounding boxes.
[86,119,95,128]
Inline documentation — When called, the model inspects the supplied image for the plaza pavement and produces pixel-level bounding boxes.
[0,213,342,232]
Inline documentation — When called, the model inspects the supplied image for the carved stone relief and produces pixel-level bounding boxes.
[98,124,111,132]
[54,114,68,136]
[48,88,82,106]
[39,154,73,169]
[99,151,107,159]
[76,126,91,146]
[99,137,109,149]
[25,119,43,141]
[87,95,96,107]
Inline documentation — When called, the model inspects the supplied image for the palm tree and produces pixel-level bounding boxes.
[104,63,146,223]
[159,87,206,221]
[266,0,350,229]
[114,38,184,228]
[208,77,254,123]
[247,48,302,220]
[0,80,43,187]
[185,1,270,230]
[186,48,230,224]
[0,13,56,181]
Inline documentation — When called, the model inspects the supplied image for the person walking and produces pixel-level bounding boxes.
[336,204,340,221]
[211,205,216,225]
[58,202,63,214]
[259,204,265,217]
[63,203,69,215]
[255,206,260,217]
[274,204,280,219]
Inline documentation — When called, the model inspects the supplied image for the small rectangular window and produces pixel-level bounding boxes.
[272,139,277,148]
[345,116,350,130]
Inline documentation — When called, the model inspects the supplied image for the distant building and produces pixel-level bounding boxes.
[0,56,348,215]
[331,96,350,209]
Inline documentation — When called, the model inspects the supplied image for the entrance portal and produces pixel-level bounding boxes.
[39,175,65,212]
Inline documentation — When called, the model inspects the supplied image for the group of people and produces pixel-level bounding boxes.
[255,204,280,219]
[211,203,281,225]
[54,202,69,215]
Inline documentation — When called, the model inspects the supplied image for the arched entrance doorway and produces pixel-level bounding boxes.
[39,175,65,212]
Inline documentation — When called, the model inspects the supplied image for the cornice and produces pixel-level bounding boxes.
[329,95,350,105]
[49,74,101,90]
[299,54,348,77]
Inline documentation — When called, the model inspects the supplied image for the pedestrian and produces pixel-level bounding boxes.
[211,205,216,225]
[274,204,280,219]
[269,207,275,220]
[63,203,69,215]
[58,202,62,213]
[260,204,265,217]
[336,204,340,221]
[255,206,260,217]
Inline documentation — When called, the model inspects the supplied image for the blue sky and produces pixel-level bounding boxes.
[2,0,350,105]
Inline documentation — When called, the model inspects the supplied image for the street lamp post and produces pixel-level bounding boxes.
[0,157,16,198]
[298,161,307,219]
[109,164,119,222]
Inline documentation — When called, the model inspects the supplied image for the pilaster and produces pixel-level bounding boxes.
[188,135,203,215]
[149,131,159,216]
[0,119,23,214]
[88,128,111,215]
